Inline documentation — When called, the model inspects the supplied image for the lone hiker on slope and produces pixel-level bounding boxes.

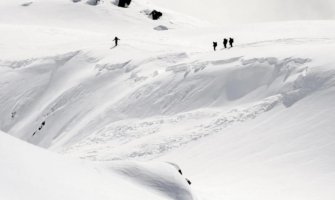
[213,42,218,51]
[229,37,234,48]
[223,38,228,49]
[113,36,120,47]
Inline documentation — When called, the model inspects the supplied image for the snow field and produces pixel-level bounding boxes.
[0,131,194,200]
[1,1,335,200]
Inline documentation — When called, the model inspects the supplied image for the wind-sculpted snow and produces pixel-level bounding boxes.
[239,38,335,48]
[0,131,192,200]
[46,53,334,162]
[108,161,193,200]
[1,44,334,153]
[62,95,283,160]
[113,57,311,116]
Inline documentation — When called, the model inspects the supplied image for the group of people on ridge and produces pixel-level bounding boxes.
[213,38,234,51]
[113,36,234,52]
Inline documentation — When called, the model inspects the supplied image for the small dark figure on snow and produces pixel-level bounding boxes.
[185,178,192,185]
[223,38,228,48]
[229,37,234,48]
[113,37,120,46]
[38,121,46,131]
[178,169,183,175]
[213,42,218,51]
[11,111,16,119]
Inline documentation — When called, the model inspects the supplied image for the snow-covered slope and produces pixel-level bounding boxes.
[1,1,335,200]
[0,130,193,200]
[152,0,335,25]
[0,0,202,30]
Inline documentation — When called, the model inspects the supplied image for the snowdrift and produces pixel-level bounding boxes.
[0,131,193,200]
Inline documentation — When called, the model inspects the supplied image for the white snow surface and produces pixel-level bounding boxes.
[0,130,193,200]
[1,0,335,200]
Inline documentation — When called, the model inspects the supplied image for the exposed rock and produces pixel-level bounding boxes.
[86,0,100,6]
[116,0,131,8]
[21,2,33,7]
[154,25,168,31]
[149,10,163,20]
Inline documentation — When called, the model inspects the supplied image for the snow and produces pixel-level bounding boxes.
[0,130,193,200]
[151,0,335,25]
[1,0,335,200]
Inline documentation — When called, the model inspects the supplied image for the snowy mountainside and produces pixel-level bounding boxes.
[1,1,335,200]
[0,130,194,200]
[2,23,335,151]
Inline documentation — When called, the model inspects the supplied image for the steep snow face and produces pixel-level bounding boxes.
[2,21,335,151]
[0,131,193,200]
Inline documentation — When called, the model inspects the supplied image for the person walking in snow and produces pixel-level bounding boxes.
[229,37,234,48]
[213,42,218,51]
[223,38,228,49]
[113,36,120,47]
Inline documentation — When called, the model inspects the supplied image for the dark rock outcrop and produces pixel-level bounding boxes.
[21,2,33,6]
[149,10,163,20]
[86,0,100,6]
[154,25,168,31]
[118,0,131,8]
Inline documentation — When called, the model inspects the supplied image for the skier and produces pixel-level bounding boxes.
[229,37,234,48]
[223,38,228,48]
[113,36,120,47]
[213,42,218,51]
